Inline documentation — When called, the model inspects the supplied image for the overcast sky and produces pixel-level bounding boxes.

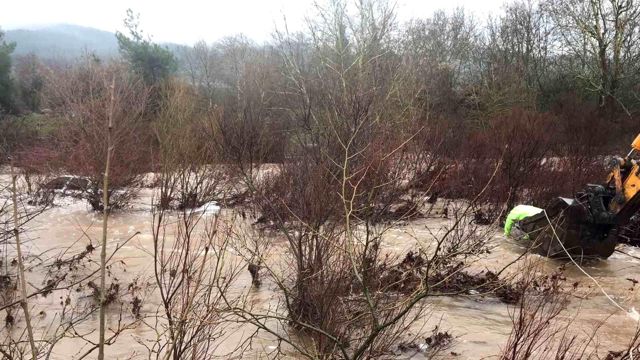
[1,0,506,45]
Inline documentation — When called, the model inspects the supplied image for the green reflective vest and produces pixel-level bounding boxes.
[504,205,543,236]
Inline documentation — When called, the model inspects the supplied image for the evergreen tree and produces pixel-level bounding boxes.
[116,9,177,85]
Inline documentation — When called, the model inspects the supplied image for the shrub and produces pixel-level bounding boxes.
[44,60,151,211]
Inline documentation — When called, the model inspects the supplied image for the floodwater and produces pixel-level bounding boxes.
[2,184,640,359]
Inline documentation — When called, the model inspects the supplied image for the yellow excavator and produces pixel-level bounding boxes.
[518,132,640,259]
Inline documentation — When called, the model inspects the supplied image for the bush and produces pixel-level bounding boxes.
[44,60,151,211]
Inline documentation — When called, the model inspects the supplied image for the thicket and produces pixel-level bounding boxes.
[2,1,638,213]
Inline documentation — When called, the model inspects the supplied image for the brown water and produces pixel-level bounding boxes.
[2,185,640,359]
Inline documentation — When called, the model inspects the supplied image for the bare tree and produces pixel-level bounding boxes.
[545,0,640,112]
[44,59,151,211]
[213,1,522,358]
[145,165,245,359]
[96,76,116,360]
[9,164,37,360]
[402,8,480,116]
[154,80,231,210]
[180,41,221,103]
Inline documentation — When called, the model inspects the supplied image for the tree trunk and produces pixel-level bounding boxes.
[98,76,116,360]
[11,164,38,360]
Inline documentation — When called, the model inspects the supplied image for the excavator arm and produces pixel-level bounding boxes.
[608,134,640,224]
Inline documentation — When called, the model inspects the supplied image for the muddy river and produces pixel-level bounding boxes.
[2,186,640,359]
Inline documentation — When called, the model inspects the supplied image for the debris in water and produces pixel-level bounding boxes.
[131,296,142,318]
[248,263,261,286]
[5,312,14,327]
[192,201,221,215]
[425,328,453,348]
[396,327,453,355]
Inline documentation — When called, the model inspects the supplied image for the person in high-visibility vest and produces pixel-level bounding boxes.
[504,205,543,237]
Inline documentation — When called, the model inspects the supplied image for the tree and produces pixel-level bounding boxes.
[15,54,45,112]
[220,2,496,358]
[116,9,177,86]
[402,8,479,115]
[45,60,151,211]
[180,40,221,102]
[475,1,554,115]
[546,0,640,113]
[0,28,16,114]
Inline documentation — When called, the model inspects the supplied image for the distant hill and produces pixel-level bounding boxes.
[5,24,119,60]
[4,24,186,61]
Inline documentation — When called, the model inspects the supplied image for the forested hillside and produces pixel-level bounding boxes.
[5,24,119,59]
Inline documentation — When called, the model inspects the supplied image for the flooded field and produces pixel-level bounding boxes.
[1,183,639,359]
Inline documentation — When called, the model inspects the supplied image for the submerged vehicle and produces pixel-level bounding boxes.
[517,132,640,259]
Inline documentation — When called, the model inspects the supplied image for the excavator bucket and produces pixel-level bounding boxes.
[506,132,640,260]
[513,132,640,260]
[517,197,617,259]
